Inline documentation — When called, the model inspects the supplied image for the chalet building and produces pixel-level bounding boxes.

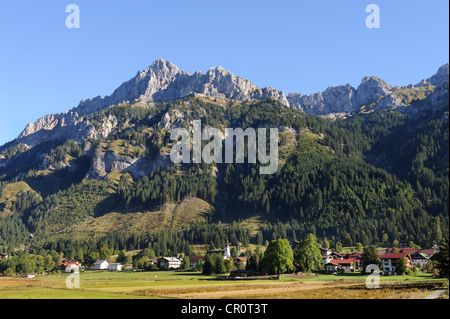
[380,253,412,275]
[324,262,339,273]
[348,254,362,270]
[324,258,357,273]
[384,248,435,269]
[92,260,110,270]
[159,257,182,269]
[109,263,124,272]
[189,256,205,269]
[410,252,431,268]
[322,255,334,266]
[321,251,361,269]
[58,261,82,273]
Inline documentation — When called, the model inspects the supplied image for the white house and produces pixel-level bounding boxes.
[159,257,182,269]
[92,260,110,270]
[58,261,81,273]
[324,262,339,273]
[411,252,430,268]
[109,263,124,272]
[380,253,412,275]
[322,255,334,265]
[324,259,356,273]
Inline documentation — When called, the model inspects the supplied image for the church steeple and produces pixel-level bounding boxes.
[223,240,231,259]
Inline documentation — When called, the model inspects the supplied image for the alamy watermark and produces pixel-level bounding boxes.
[65,4,379,30]
[66,4,80,29]
[65,268,80,289]
[365,264,380,289]
[170,120,279,175]
[366,4,380,29]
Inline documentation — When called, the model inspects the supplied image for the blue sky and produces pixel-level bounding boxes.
[0,0,448,146]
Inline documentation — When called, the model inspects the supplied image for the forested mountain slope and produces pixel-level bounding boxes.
[0,61,448,255]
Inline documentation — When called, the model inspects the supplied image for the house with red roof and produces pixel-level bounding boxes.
[324,258,357,273]
[58,261,82,273]
[384,248,435,269]
[380,253,412,275]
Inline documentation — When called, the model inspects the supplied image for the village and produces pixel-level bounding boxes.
[10,240,437,278]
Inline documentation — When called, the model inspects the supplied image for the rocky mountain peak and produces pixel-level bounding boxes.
[10,60,449,146]
[426,63,449,87]
[74,59,289,116]
[355,76,394,106]
[287,63,448,115]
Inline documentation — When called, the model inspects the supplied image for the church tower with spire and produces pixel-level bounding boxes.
[223,240,231,260]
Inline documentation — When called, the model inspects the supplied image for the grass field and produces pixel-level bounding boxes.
[0,270,447,299]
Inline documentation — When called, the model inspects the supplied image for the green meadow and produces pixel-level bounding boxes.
[0,270,447,299]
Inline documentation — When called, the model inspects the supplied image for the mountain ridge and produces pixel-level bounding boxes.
[5,60,449,149]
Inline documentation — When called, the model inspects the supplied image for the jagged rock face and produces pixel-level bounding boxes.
[87,146,171,180]
[424,63,449,87]
[355,76,394,106]
[10,60,450,146]
[17,111,118,146]
[75,59,289,116]
[160,109,186,131]
[287,76,396,115]
[16,59,290,145]
[373,94,405,111]
[287,64,449,115]
[431,83,450,106]
[287,84,357,114]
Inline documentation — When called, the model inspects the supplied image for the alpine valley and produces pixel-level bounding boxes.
[0,59,448,256]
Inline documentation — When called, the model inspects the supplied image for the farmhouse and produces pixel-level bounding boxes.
[58,261,82,273]
[0,253,8,260]
[324,262,339,273]
[322,255,334,265]
[109,263,124,272]
[380,253,412,275]
[189,256,205,269]
[92,260,110,270]
[385,248,435,257]
[159,257,182,269]
[324,258,357,273]
[410,252,430,268]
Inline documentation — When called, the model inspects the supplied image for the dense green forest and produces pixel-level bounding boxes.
[0,95,448,257]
